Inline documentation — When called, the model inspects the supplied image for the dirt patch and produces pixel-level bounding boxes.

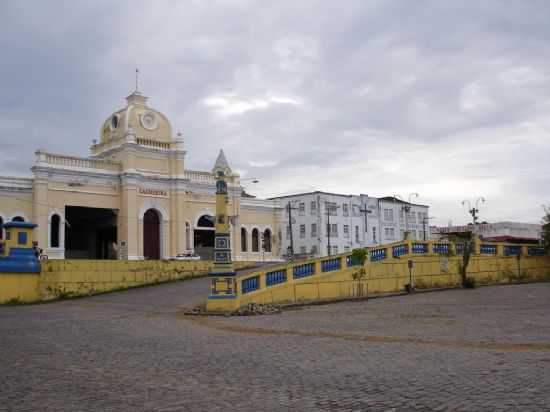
[184,315,550,353]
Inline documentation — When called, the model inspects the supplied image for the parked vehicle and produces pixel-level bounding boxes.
[174,251,201,261]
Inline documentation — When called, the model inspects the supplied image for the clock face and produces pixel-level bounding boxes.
[140,111,158,130]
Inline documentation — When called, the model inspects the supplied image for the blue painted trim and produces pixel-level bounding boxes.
[208,295,237,300]
[208,271,237,277]
[0,247,40,273]
[2,222,37,229]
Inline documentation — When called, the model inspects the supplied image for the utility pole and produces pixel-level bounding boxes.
[422,216,434,240]
[325,201,340,256]
[286,201,298,261]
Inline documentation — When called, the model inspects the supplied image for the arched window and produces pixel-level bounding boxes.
[197,215,214,228]
[252,228,259,252]
[241,227,247,252]
[0,216,3,240]
[50,214,60,248]
[263,228,272,252]
[12,216,24,222]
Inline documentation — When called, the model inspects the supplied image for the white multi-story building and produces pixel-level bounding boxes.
[377,197,432,244]
[271,192,430,258]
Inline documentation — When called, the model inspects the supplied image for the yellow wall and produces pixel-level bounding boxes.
[207,247,550,312]
[0,272,40,304]
[38,260,254,301]
[0,260,255,304]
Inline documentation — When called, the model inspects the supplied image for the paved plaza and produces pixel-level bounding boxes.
[1,279,550,411]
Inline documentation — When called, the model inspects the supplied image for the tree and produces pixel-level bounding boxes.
[351,248,369,297]
[543,205,550,253]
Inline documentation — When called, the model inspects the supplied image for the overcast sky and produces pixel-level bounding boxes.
[1,1,549,226]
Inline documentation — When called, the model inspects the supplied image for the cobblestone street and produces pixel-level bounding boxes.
[1,280,550,411]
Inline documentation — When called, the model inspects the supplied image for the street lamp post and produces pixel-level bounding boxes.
[461,197,485,225]
[325,201,340,256]
[407,192,419,235]
[422,216,435,240]
[286,201,298,261]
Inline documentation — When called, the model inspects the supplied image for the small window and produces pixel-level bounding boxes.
[300,246,306,254]
[263,229,272,252]
[311,223,317,237]
[299,203,305,215]
[18,232,27,245]
[342,204,349,217]
[311,245,318,255]
[343,225,350,238]
[252,228,259,252]
[310,201,317,215]
[299,224,306,238]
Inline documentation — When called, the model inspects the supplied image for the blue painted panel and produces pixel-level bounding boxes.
[528,247,545,256]
[293,263,315,278]
[241,276,260,294]
[321,258,341,272]
[480,244,497,255]
[267,269,287,286]
[504,246,521,256]
[433,243,450,255]
[412,243,428,254]
[370,248,387,262]
[392,244,408,257]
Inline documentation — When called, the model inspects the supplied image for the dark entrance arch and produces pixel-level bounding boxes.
[144,209,161,260]
[194,215,215,260]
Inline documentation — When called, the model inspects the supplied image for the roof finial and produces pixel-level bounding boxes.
[135,67,139,93]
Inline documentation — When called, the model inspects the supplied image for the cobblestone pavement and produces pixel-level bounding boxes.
[1,281,550,411]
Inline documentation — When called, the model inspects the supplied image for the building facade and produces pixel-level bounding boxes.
[433,221,542,243]
[271,192,431,258]
[0,91,282,261]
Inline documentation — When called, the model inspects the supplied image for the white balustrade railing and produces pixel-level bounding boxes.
[36,151,122,172]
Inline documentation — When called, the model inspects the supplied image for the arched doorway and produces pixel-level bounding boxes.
[143,209,161,260]
[194,215,215,259]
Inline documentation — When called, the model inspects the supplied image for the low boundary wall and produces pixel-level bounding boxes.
[207,239,550,312]
[1,260,255,304]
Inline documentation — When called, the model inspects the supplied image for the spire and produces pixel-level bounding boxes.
[126,68,147,105]
[135,68,139,93]
[212,149,232,176]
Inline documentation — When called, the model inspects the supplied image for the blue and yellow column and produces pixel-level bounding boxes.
[206,171,239,312]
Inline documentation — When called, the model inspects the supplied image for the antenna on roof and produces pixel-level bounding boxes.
[135,68,139,93]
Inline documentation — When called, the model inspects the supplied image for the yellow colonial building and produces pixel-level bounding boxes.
[0,90,282,261]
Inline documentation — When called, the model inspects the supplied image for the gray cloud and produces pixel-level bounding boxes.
[0,0,549,225]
